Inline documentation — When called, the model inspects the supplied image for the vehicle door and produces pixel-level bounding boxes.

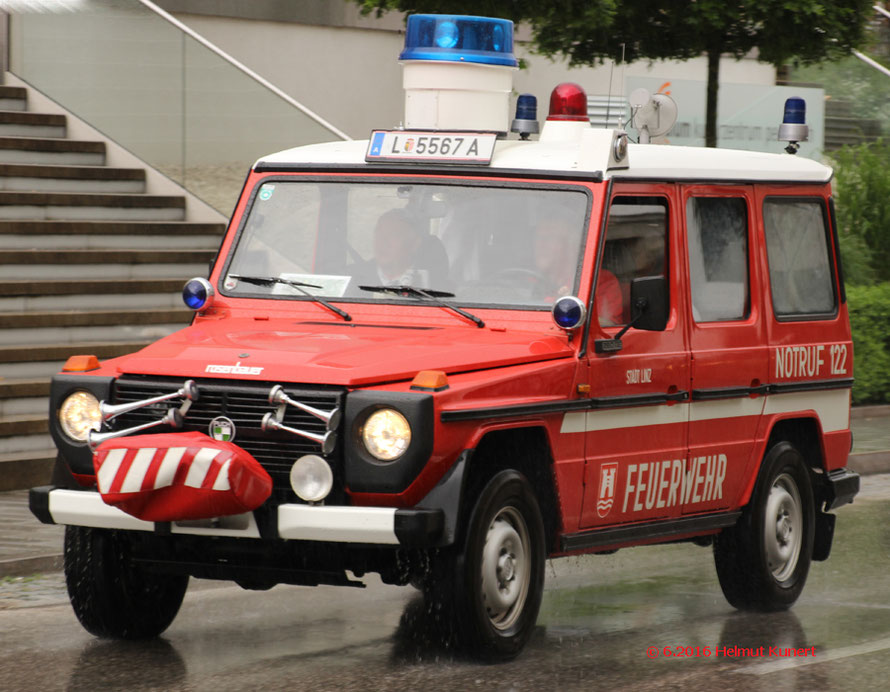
[681,186,767,514]
[577,184,691,529]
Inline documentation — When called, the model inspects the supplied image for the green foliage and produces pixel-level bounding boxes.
[847,283,890,404]
[792,55,890,123]
[831,140,890,283]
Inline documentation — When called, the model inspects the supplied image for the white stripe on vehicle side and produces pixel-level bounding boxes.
[97,448,126,494]
[560,403,690,434]
[561,389,849,434]
[764,389,851,433]
[154,447,187,489]
[120,447,156,494]
[212,459,231,491]
[184,448,221,488]
[689,396,765,422]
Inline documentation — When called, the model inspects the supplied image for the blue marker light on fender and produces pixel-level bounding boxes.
[183,277,214,310]
[552,296,586,331]
[399,14,517,67]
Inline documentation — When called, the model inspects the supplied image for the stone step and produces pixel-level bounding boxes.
[0,414,47,438]
[0,219,224,249]
[0,191,186,221]
[3,322,185,347]
[0,86,27,112]
[0,432,54,459]
[0,277,187,297]
[0,262,207,280]
[0,163,145,193]
[0,110,66,138]
[0,249,213,265]
[0,450,55,491]
[0,291,186,312]
[0,136,104,165]
[0,307,192,329]
[0,379,49,418]
[0,340,150,379]
[0,379,49,399]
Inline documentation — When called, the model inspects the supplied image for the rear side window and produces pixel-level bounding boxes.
[763,198,837,318]
[686,197,749,322]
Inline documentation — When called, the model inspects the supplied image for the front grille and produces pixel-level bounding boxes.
[110,375,345,495]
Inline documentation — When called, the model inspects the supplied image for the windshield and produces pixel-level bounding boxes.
[222,181,590,308]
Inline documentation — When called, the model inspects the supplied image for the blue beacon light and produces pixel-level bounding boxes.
[511,93,539,139]
[399,14,518,67]
[778,96,808,155]
[182,277,214,311]
[552,296,587,332]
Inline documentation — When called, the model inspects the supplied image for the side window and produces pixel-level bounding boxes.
[598,196,668,327]
[763,198,837,318]
[686,197,749,322]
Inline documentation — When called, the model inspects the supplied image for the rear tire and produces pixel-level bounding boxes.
[64,525,188,639]
[430,470,546,661]
[714,442,814,611]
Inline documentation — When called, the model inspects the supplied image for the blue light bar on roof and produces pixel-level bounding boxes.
[399,14,517,67]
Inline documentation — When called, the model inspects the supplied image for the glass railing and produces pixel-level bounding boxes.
[7,0,350,215]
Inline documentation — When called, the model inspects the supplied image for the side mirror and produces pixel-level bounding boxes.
[630,275,668,332]
[594,275,668,354]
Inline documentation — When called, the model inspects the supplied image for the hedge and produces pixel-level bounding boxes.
[847,283,890,405]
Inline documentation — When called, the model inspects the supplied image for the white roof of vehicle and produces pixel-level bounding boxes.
[256,127,832,184]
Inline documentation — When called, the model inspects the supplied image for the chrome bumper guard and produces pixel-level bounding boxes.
[29,486,443,547]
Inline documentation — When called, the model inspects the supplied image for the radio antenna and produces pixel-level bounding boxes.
[619,43,626,129]
[606,54,615,128]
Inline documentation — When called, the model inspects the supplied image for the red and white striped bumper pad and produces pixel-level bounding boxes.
[92,431,273,522]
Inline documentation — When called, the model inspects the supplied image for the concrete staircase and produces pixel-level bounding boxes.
[0,84,227,490]
[823,98,884,151]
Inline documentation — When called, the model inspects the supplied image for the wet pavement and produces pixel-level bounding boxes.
[2,475,890,691]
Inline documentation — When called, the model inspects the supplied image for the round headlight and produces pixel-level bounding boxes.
[59,391,101,442]
[290,454,333,503]
[361,409,411,461]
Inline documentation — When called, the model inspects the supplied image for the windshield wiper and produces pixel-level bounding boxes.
[229,274,352,322]
[358,284,485,328]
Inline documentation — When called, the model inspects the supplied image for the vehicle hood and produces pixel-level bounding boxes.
[109,318,573,386]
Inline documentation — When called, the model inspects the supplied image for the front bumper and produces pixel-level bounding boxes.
[29,486,443,547]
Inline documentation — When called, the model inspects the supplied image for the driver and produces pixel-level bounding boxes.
[351,208,427,288]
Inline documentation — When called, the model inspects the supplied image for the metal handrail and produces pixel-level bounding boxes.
[137,0,352,141]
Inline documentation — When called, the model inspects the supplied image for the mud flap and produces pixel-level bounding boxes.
[812,510,836,562]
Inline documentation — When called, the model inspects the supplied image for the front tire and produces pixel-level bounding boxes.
[714,442,814,611]
[445,470,546,661]
[64,526,188,639]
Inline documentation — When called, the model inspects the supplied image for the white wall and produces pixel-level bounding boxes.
[174,12,777,140]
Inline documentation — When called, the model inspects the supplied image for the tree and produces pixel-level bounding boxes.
[355,0,874,147]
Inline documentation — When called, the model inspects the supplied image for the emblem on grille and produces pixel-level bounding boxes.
[209,416,236,442]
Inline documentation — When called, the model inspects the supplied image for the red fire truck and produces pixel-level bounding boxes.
[31,14,858,661]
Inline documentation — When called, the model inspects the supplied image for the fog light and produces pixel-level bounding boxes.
[290,454,333,503]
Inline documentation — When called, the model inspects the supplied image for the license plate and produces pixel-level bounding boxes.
[365,131,496,165]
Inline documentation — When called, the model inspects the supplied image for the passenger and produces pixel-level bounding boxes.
[596,268,624,326]
[533,214,583,301]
